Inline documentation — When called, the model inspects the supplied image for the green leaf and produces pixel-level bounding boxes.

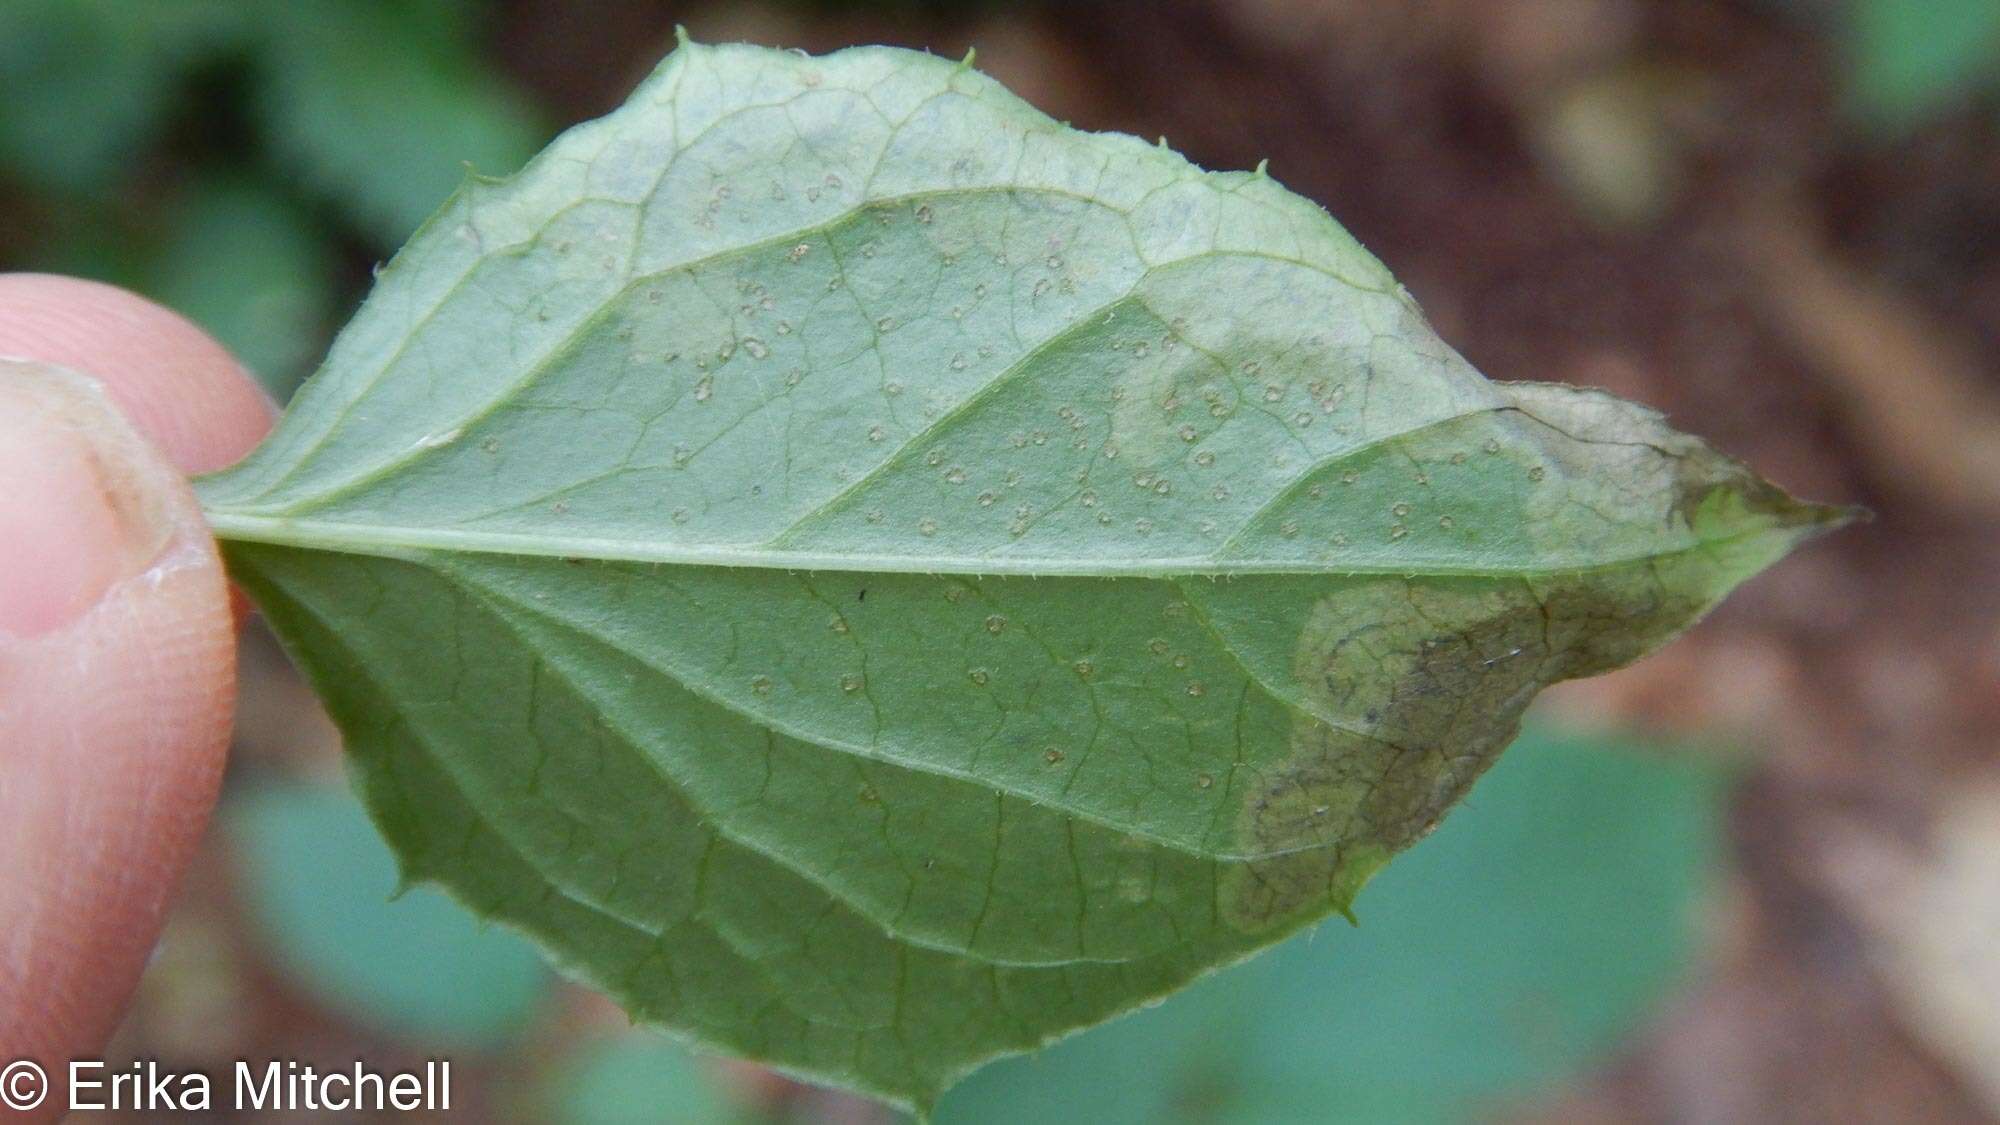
[232,783,551,1047]
[196,39,1847,1112]
[939,725,1728,1124]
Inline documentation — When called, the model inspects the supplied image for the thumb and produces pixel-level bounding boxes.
[0,361,235,1078]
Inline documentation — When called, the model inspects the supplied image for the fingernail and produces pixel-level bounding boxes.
[0,361,174,637]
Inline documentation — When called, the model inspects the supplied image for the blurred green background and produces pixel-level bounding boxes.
[5,0,1996,1122]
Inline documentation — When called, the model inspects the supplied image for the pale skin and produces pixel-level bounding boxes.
[0,274,273,1120]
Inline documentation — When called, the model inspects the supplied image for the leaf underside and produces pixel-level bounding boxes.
[197,38,1845,1112]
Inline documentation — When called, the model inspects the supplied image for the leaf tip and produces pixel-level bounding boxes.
[1705,476,1867,548]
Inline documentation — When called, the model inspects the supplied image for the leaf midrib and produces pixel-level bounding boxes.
[201,509,1766,579]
